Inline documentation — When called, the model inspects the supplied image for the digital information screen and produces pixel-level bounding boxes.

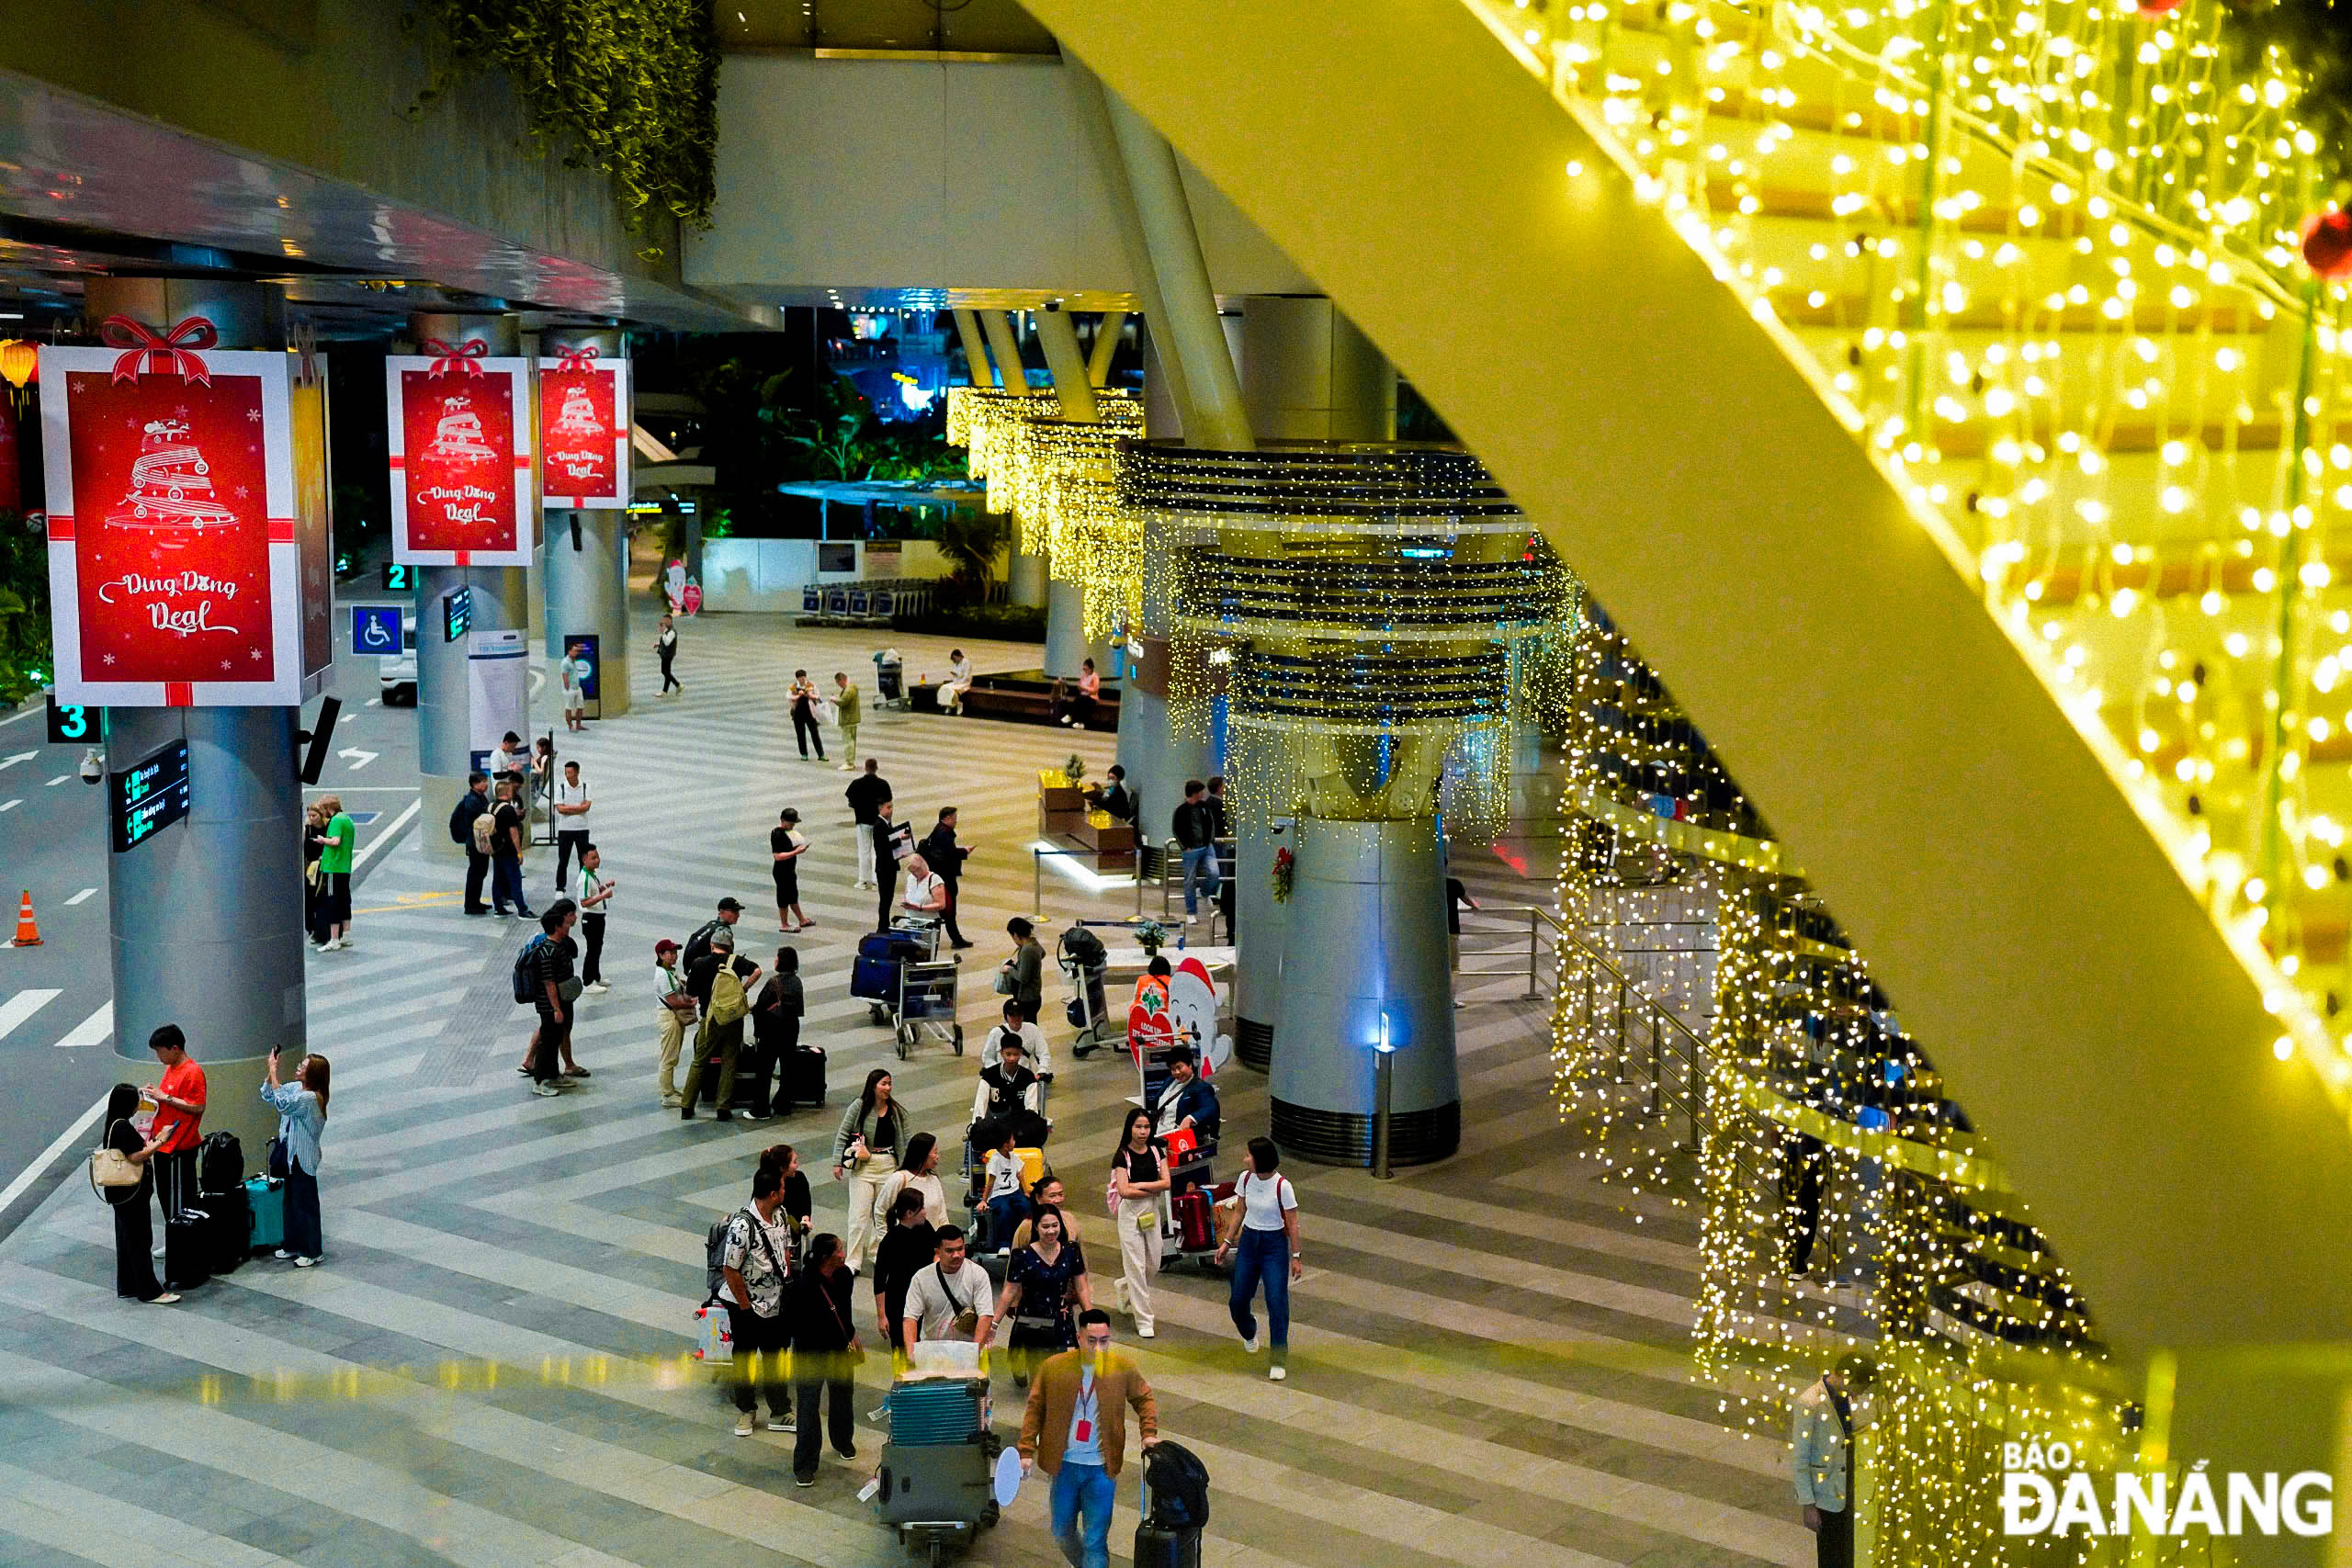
[444,583,473,643]
[112,740,191,853]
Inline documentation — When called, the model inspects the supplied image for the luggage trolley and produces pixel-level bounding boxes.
[1057,921,1113,1059]
[876,1353,1000,1564]
[896,953,964,1059]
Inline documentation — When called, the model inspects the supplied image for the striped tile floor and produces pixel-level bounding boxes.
[0,607,1807,1568]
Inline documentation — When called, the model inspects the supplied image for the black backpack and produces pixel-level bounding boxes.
[1058,923,1105,970]
[1143,1439,1211,1530]
[512,934,547,1004]
[704,1213,734,1305]
[448,794,473,845]
[198,1130,244,1195]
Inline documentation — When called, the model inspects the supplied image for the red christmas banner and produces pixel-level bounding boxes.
[386,342,533,565]
[39,317,316,707]
[538,348,630,509]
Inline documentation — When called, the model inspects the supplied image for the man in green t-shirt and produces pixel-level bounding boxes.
[314,795,357,951]
[832,672,862,771]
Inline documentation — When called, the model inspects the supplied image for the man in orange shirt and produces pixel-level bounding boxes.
[141,1024,208,1252]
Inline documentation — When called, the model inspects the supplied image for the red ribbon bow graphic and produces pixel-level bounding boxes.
[100,315,217,387]
[419,338,489,378]
[551,344,601,373]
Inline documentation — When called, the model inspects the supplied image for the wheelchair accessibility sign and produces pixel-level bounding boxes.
[351,604,403,656]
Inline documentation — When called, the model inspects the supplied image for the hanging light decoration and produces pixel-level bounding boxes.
[0,339,37,390]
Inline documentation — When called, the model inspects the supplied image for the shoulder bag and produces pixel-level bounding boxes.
[89,1122,140,1199]
[934,1262,980,1337]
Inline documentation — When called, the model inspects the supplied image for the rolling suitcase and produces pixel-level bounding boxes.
[1172,1190,1213,1252]
[164,1207,211,1291]
[205,1185,250,1276]
[1134,1523,1204,1568]
[780,1045,827,1109]
[245,1176,285,1253]
[851,953,901,1003]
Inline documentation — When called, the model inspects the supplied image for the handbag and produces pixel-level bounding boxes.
[935,1262,980,1337]
[89,1122,140,1198]
[993,967,1017,996]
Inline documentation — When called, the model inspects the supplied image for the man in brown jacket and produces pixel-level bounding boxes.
[1019,1309,1158,1568]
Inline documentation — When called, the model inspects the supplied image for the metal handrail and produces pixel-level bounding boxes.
[1555,922,1715,1153]
[1459,902,1566,1000]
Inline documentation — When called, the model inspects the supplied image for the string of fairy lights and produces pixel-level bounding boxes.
[1481,0,2352,1081]
[1547,617,2199,1564]
[1116,442,1577,829]
[944,385,1145,637]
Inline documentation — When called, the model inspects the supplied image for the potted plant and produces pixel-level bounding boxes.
[1133,917,1166,957]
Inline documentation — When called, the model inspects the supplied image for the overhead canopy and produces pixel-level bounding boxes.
[775,479,987,510]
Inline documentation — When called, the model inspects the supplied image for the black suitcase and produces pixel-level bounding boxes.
[1134,1524,1203,1568]
[206,1186,250,1275]
[779,1046,827,1109]
[165,1207,212,1291]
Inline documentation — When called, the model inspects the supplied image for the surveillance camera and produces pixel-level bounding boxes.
[78,747,103,784]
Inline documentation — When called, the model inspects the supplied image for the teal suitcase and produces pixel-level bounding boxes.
[245,1175,285,1253]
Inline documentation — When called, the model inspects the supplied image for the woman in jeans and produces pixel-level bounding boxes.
[1108,1108,1169,1337]
[831,1068,904,1272]
[260,1046,331,1267]
[99,1082,177,1304]
[1215,1136,1302,1380]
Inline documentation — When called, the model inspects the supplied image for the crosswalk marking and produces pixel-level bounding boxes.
[51,1002,110,1050]
[45,774,68,786]
[0,989,62,1043]
[0,801,18,813]
[62,888,96,907]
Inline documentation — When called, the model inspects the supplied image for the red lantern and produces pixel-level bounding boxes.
[2302,210,2352,281]
[2135,0,2184,14]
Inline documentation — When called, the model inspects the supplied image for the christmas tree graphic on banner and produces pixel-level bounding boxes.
[553,385,601,437]
[425,395,497,461]
[107,418,239,533]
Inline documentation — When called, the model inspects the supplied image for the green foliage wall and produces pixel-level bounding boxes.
[410,0,719,236]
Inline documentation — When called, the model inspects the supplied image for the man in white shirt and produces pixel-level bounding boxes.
[978,999,1052,1093]
[901,1226,997,1348]
[553,760,594,888]
[575,843,615,995]
[560,644,587,733]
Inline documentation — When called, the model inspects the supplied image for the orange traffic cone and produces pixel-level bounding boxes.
[10,890,41,947]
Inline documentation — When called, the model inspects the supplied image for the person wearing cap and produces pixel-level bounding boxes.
[772,807,811,933]
[681,927,762,1122]
[1792,1353,1875,1568]
[683,897,743,992]
[653,939,695,1109]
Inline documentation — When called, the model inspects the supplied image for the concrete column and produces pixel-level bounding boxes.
[1086,311,1127,388]
[85,276,300,1168]
[409,313,528,865]
[541,328,630,719]
[1036,304,1098,421]
[1103,93,1252,450]
[1270,816,1460,1166]
[1231,815,1291,1069]
[952,309,1001,388]
[1240,296,1396,442]
[981,312,1027,393]
[1116,325,1219,861]
[1007,544,1048,608]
